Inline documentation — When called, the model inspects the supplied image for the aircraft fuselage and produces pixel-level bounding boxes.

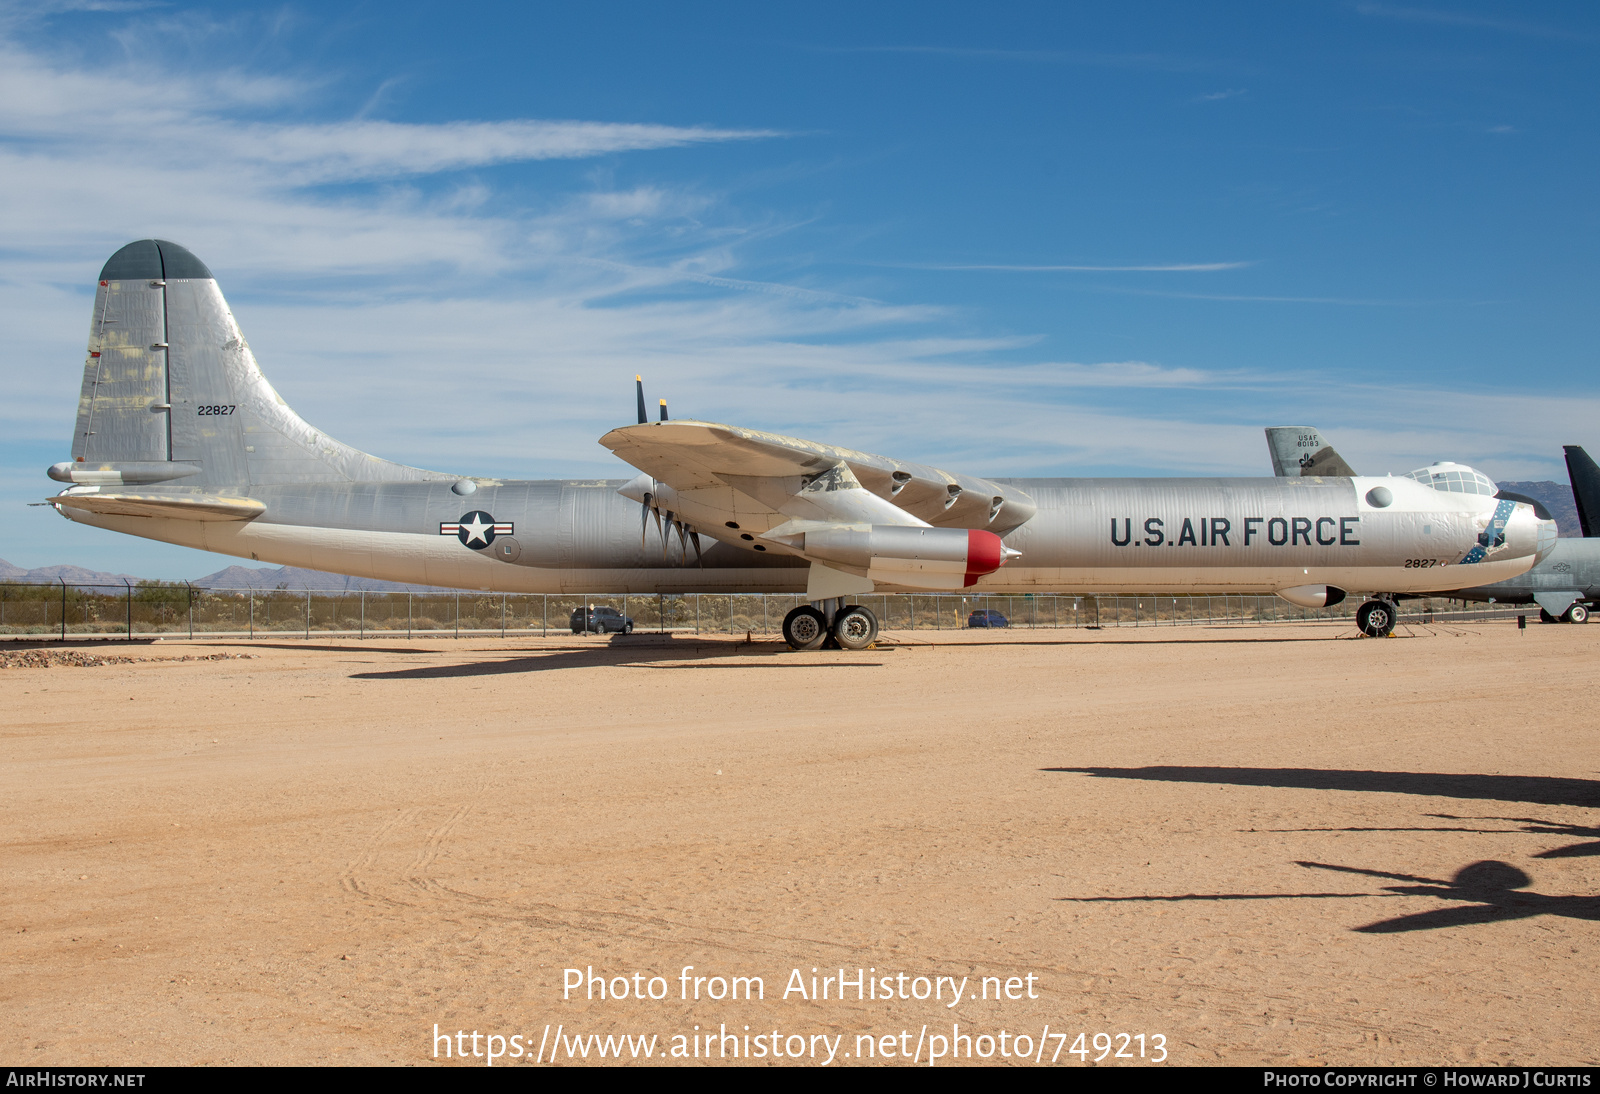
[60,472,1547,597]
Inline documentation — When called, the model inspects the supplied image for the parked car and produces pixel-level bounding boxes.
[966,609,1009,628]
[570,605,635,634]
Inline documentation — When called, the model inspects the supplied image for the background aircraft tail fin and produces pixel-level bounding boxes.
[1563,445,1600,537]
[61,240,448,490]
[1265,426,1357,477]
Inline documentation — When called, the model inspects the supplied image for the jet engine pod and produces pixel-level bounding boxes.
[798,525,1016,590]
[1276,584,1347,609]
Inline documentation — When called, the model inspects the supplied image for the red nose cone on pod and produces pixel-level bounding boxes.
[964,529,1006,586]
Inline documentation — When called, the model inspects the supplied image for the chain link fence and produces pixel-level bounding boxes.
[0,582,1534,639]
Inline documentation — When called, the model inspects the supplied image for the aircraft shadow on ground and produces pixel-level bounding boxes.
[346,644,879,679]
[1047,765,1600,810]
[1249,814,1600,859]
[1047,766,1600,932]
[889,634,1360,648]
[199,641,439,655]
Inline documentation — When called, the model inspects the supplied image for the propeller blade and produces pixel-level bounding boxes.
[640,491,652,545]
[689,529,703,567]
[661,510,674,556]
[675,520,688,566]
[659,398,669,422]
[635,375,648,425]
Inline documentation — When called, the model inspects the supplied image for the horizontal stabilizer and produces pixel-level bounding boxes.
[48,461,201,486]
[49,492,266,522]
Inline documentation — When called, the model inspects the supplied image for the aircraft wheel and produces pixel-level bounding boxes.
[1356,600,1395,638]
[1539,609,1559,625]
[1565,604,1589,624]
[833,604,879,651]
[782,606,828,651]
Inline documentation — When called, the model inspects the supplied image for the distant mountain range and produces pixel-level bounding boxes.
[1497,481,1582,538]
[4,479,1587,589]
[0,559,144,587]
[0,558,454,592]
[188,565,452,593]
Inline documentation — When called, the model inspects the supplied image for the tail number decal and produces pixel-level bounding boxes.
[197,405,237,416]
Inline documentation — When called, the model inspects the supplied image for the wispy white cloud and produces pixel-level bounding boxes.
[1193,88,1247,102]
[1354,3,1593,42]
[814,43,1223,73]
[1088,285,1463,306]
[902,261,1251,272]
[0,48,776,184]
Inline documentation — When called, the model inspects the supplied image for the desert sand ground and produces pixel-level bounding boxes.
[2,618,1596,1067]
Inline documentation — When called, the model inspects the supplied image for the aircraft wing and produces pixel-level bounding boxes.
[600,419,1033,598]
[48,491,266,522]
[600,419,1036,532]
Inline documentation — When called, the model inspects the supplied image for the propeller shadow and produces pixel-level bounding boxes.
[1060,859,1600,934]
[1426,814,1600,860]
[1298,860,1600,933]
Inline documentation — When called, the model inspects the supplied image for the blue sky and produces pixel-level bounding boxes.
[2,1,1596,577]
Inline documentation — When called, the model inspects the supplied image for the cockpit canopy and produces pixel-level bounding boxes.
[1402,461,1498,497]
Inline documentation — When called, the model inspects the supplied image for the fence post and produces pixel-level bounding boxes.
[543,593,548,637]
[695,595,700,635]
[408,592,412,639]
[249,593,254,638]
[455,592,460,639]
[59,578,67,642]
[304,591,310,639]
[125,579,132,639]
[360,591,365,639]
[501,594,506,638]
[186,581,194,640]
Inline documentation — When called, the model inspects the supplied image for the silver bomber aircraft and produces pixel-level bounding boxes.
[46,240,1557,649]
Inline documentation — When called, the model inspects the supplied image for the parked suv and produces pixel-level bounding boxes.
[570,606,635,634]
[966,609,1009,628]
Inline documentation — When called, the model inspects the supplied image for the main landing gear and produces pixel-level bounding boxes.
[782,601,880,651]
[1540,604,1590,624]
[1356,598,1398,638]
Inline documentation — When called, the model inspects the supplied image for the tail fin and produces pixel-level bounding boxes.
[55,239,447,489]
[1265,426,1357,477]
[1564,445,1600,538]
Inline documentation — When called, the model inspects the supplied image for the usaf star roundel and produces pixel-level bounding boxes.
[439,511,513,550]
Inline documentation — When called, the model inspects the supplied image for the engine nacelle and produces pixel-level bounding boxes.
[798,525,1013,589]
[1277,584,1347,609]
